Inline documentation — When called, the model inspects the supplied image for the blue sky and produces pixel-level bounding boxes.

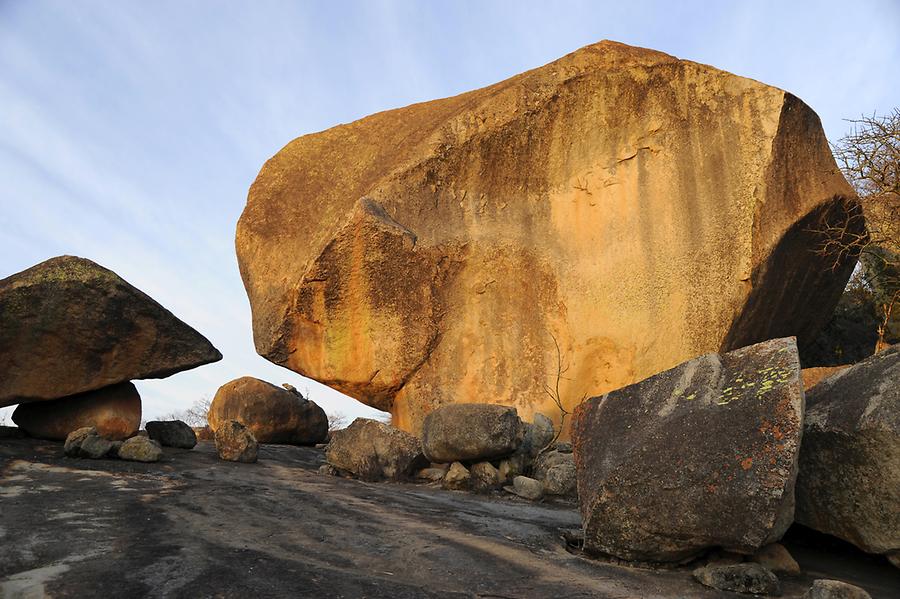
[2,0,899,422]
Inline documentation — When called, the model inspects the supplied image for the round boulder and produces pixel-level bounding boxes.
[209,377,328,445]
[215,420,259,463]
[422,403,522,463]
[13,382,141,441]
[146,420,197,449]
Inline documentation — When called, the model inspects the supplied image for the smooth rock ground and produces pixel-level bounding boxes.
[209,377,328,445]
[573,337,805,562]
[1,437,897,598]
[12,382,142,441]
[796,345,899,562]
[237,41,860,433]
[0,255,221,406]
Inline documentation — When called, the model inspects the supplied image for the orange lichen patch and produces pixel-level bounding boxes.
[740,457,754,471]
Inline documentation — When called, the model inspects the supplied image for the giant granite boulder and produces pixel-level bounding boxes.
[12,382,141,441]
[795,345,899,564]
[237,41,861,433]
[208,377,328,445]
[0,256,222,407]
[572,337,804,562]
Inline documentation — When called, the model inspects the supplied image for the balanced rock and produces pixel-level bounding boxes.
[118,436,163,463]
[573,337,804,562]
[796,345,899,561]
[0,256,221,407]
[215,420,259,463]
[325,418,426,481]
[236,41,860,433]
[422,403,522,463]
[12,382,141,441]
[692,563,781,596]
[209,377,328,445]
[146,420,197,449]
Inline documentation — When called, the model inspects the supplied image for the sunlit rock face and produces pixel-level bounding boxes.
[237,40,860,434]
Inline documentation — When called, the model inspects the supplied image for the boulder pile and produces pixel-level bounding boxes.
[1,255,221,441]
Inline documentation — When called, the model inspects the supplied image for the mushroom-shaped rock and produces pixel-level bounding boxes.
[0,256,221,407]
[236,41,861,434]
[796,345,899,561]
[209,377,328,445]
[572,337,804,562]
[325,418,426,481]
[422,403,522,463]
[12,382,141,441]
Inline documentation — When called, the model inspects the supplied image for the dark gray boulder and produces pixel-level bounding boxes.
[326,418,426,481]
[422,403,522,463]
[146,419,197,449]
[572,337,804,562]
[796,345,899,562]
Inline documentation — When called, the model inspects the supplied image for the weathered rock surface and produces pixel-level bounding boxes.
[801,366,850,391]
[325,418,426,480]
[215,420,259,463]
[803,580,873,599]
[573,337,804,562]
[12,382,141,441]
[146,420,197,449]
[118,436,163,463]
[422,403,522,463]
[693,563,781,596]
[796,345,899,560]
[753,543,802,576]
[209,377,328,445]
[0,256,222,407]
[63,426,112,459]
[236,40,860,434]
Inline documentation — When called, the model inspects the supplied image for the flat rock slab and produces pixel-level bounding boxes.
[2,438,896,598]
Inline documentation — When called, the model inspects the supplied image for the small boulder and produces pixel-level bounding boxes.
[508,476,543,500]
[422,403,522,463]
[416,467,448,482]
[498,454,527,482]
[209,377,328,445]
[543,462,577,497]
[442,462,471,491]
[325,418,426,480]
[573,337,804,562]
[752,543,800,576]
[12,382,141,441]
[146,420,197,449]
[318,464,339,476]
[692,563,781,596]
[215,420,259,463]
[118,436,162,462]
[802,579,872,599]
[796,345,899,561]
[470,462,501,493]
[64,426,112,459]
[519,413,555,458]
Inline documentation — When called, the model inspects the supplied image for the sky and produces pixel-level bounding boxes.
[1,0,899,423]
